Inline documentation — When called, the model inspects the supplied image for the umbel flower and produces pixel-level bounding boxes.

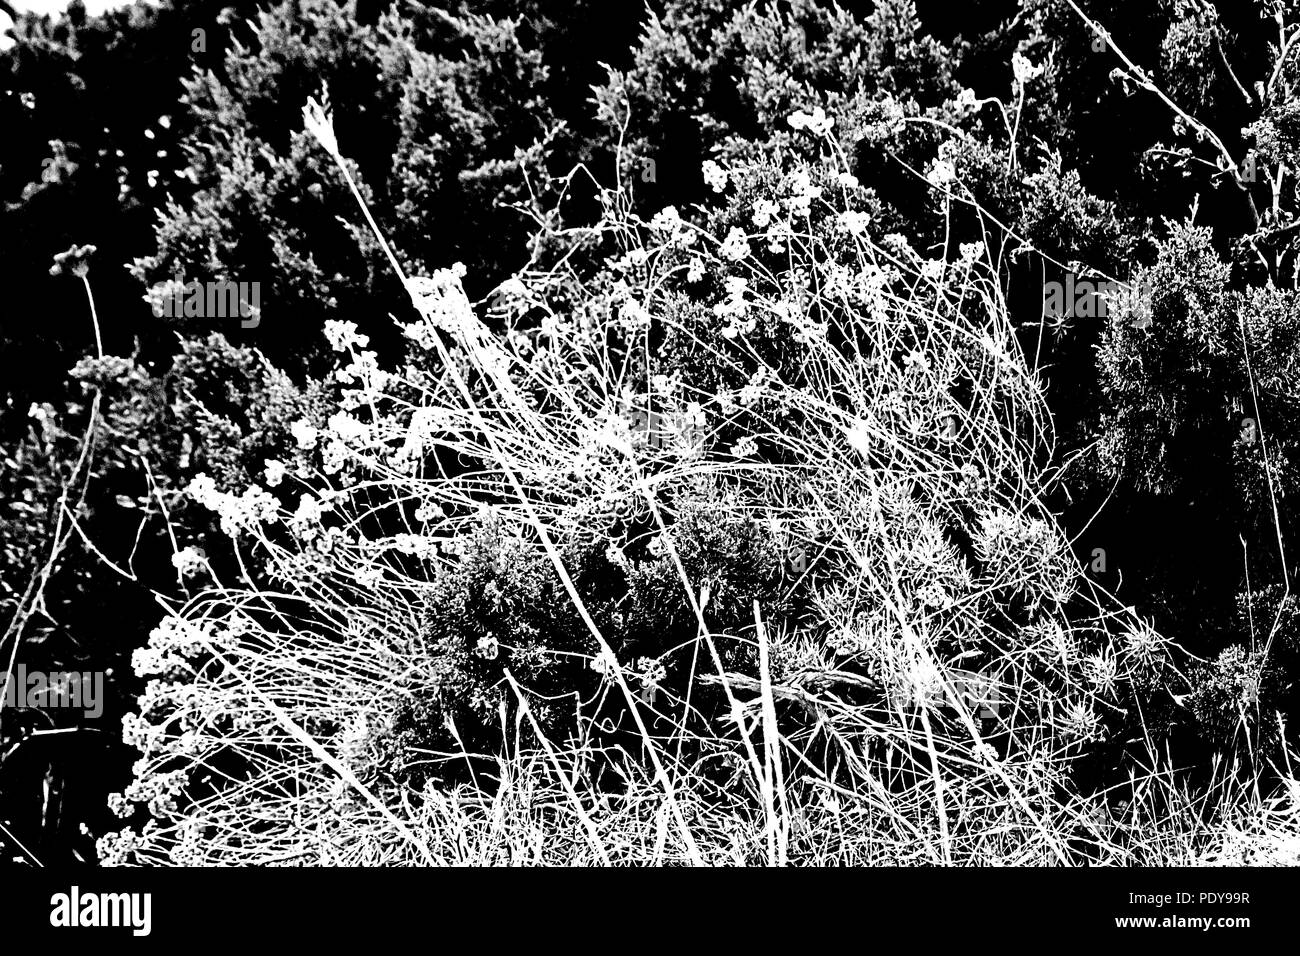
[50,243,97,278]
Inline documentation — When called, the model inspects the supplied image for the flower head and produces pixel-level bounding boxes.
[324,319,368,353]
[787,106,835,137]
[702,159,728,193]
[719,227,750,262]
[50,243,97,278]
[1012,52,1044,87]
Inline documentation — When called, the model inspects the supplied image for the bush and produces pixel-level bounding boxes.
[98,102,1186,865]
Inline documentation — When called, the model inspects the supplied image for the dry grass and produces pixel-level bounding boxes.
[96,99,1300,867]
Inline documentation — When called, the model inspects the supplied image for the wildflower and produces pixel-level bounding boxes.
[880,232,915,260]
[844,418,872,457]
[731,436,759,458]
[787,106,835,137]
[636,656,667,688]
[716,275,749,313]
[903,349,931,373]
[686,257,706,283]
[291,418,319,450]
[263,459,287,488]
[327,411,368,445]
[767,220,794,253]
[388,533,439,560]
[751,199,780,229]
[50,243,96,278]
[290,493,324,541]
[618,298,652,333]
[170,546,207,579]
[184,473,220,509]
[736,366,771,405]
[785,170,823,216]
[590,648,618,677]
[719,227,750,262]
[653,377,683,402]
[927,159,956,189]
[954,88,980,113]
[405,267,478,339]
[838,210,871,237]
[108,792,131,819]
[323,319,368,352]
[702,159,728,193]
[415,501,445,523]
[836,171,860,190]
[649,205,682,232]
[958,241,985,264]
[1011,52,1044,87]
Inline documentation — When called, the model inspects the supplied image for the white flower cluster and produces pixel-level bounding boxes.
[927,159,956,189]
[289,492,329,541]
[394,405,455,466]
[953,88,980,114]
[170,546,207,579]
[787,106,835,137]
[838,210,871,237]
[264,458,287,487]
[186,474,279,538]
[291,418,319,449]
[1011,52,1044,87]
[784,169,823,218]
[334,349,390,409]
[590,647,618,678]
[751,198,780,228]
[323,319,369,352]
[649,205,694,247]
[382,533,440,560]
[404,264,477,344]
[132,616,213,677]
[702,159,728,193]
[773,296,827,345]
[120,768,188,821]
[635,656,667,687]
[617,296,653,334]
[320,411,370,474]
[714,276,755,339]
[718,227,751,262]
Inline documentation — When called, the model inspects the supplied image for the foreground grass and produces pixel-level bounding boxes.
[95,100,1299,867]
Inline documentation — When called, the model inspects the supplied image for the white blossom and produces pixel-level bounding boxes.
[702,159,728,193]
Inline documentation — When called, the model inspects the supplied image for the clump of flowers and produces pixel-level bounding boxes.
[102,105,1168,867]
